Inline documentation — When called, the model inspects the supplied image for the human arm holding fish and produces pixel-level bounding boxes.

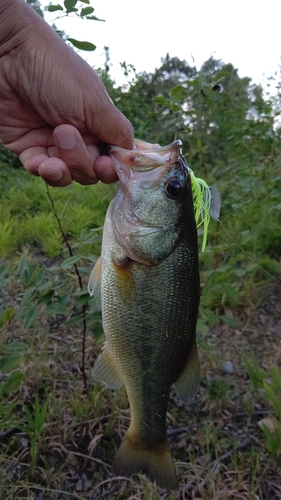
[0,0,134,186]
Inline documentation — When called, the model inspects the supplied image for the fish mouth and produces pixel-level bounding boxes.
[109,139,183,173]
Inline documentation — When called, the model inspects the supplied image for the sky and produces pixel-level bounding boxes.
[43,0,281,89]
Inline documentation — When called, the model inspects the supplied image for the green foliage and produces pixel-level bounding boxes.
[262,366,281,458]
[67,37,96,51]
[0,342,28,431]
[22,395,48,468]
[242,354,267,390]
[244,357,281,459]
[45,0,104,50]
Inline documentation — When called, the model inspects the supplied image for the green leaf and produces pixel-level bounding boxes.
[37,290,54,305]
[0,265,9,288]
[0,264,8,280]
[75,294,91,307]
[219,315,241,328]
[196,318,209,333]
[274,156,281,167]
[64,0,78,13]
[170,85,186,98]
[80,234,101,244]
[92,321,104,338]
[269,188,281,198]
[67,38,96,51]
[271,365,281,396]
[234,268,246,277]
[32,395,48,435]
[73,288,89,297]
[170,104,181,112]
[153,96,169,106]
[4,342,28,352]
[0,353,22,372]
[3,371,24,395]
[21,287,36,306]
[23,308,39,329]
[46,302,68,315]
[77,266,90,274]
[0,308,15,326]
[51,282,65,290]
[61,255,84,269]
[23,404,33,426]
[38,281,53,292]
[215,264,231,273]
[57,295,71,305]
[264,382,281,417]
[85,254,99,263]
[0,277,9,288]
[0,401,18,423]
[85,15,105,21]
[80,6,94,16]
[48,265,60,272]
[88,310,102,321]
[47,4,63,12]
[65,314,86,326]
[214,71,230,82]
[242,355,266,390]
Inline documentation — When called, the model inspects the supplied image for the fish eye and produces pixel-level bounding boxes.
[165,179,183,198]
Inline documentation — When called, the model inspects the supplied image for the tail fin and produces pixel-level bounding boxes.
[112,430,179,490]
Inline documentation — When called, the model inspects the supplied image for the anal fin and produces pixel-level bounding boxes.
[173,341,200,403]
[93,341,123,390]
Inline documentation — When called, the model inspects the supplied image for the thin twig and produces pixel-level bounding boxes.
[168,410,269,438]
[0,427,20,442]
[46,185,88,390]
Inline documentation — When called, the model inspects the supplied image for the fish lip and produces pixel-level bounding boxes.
[108,140,184,173]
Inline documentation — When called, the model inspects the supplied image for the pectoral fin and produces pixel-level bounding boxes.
[88,256,102,296]
[173,341,200,403]
[93,342,123,389]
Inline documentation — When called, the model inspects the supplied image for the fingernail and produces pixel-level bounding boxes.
[55,128,76,149]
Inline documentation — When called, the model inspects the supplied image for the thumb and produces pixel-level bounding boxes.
[96,106,134,150]
[83,75,134,150]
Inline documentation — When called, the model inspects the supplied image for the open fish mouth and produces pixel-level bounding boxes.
[109,139,183,172]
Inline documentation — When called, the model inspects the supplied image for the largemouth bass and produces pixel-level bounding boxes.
[88,139,200,490]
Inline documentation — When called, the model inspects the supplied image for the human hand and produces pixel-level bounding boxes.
[0,0,134,186]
